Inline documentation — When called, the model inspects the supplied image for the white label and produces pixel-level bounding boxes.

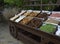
[10,10,26,21]
[33,11,40,13]
[55,31,60,36]
[10,15,18,21]
[42,10,51,14]
[55,25,60,36]
[18,10,26,16]
[27,10,33,13]
[15,15,26,23]
[58,26,60,31]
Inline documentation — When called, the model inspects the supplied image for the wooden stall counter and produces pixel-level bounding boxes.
[9,10,60,44]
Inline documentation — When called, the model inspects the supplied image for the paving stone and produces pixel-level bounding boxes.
[0,23,24,44]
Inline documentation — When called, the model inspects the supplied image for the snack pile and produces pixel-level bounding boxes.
[40,23,56,34]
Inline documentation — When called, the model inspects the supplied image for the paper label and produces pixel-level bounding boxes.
[27,10,33,13]
[55,25,60,36]
[18,10,26,16]
[10,10,26,21]
[58,25,60,31]
[33,11,40,13]
[55,31,60,36]
[10,15,18,21]
[15,15,26,23]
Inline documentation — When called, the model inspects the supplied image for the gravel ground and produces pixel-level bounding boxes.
[0,23,24,44]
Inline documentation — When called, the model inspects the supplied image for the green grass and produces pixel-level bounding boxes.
[40,24,56,34]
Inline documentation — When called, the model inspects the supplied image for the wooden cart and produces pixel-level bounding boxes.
[9,18,60,44]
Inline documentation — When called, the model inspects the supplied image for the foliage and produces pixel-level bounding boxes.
[4,0,57,10]
[4,0,23,7]
[42,0,57,10]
